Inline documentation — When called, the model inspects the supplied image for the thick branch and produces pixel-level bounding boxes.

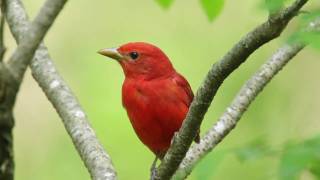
[4,0,117,179]
[173,17,320,179]
[6,0,67,84]
[155,0,308,179]
[0,64,17,180]
[0,4,14,179]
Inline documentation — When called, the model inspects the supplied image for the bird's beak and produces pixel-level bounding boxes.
[98,47,123,61]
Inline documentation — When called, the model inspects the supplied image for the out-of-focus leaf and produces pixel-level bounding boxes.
[200,0,224,22]
[264,0,286,13]
[301,31,320,49]
[194,150,227,180]
[234,138,274,162]
[155,0,174,9]
[309,159,320,179]
[279,135,320,180]
[288,10,320,49]
[288,29,320,49]
[301,11,320,23]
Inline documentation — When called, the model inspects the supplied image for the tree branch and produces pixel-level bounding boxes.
[1,0,66,179]
[4,0,117,179]
[155,0,309,179]
[0,64,16,180]
[173,17,320,180]
[6,0,66,84]
[175,43,305,180]
[0,7,5,61]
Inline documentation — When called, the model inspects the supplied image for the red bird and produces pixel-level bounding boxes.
[98,42,199,163]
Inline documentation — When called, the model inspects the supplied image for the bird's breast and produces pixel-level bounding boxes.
[121,77,190,155]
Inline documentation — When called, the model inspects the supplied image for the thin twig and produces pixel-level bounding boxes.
[4,0,117,179]
[173,18,320,180]
[155,0,309,179]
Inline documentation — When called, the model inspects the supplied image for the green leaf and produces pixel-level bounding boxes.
[155,0,174,9]
[287,10,320,49]
[264,0,286,13]
[299,10,320,26]
[194,150,227,180]
[279,135,320,180]
[200,0,224,22]
[288,30,320,50]
[309,159,320,178]
[301,32,320,49]
[234,138,274,162]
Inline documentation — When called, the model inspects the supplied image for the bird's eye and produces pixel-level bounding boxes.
[129,52,139,60]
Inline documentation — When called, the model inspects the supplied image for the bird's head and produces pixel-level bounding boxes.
[98,42,175,79]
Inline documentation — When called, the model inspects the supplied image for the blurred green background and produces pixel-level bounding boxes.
[5,0,320,179]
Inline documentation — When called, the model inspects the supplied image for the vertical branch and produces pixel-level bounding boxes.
[4,0,117,179]
[0,8,5,61]
[0,0,67,180]
[0,65,16,180]
[0,2,13,179]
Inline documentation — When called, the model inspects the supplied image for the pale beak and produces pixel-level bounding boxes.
[98,47,123,61]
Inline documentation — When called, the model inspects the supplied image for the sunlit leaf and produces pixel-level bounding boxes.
[200,0,224,21]
[155,0,174,9]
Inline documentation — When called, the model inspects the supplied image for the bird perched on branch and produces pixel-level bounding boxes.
[98,42,199,173]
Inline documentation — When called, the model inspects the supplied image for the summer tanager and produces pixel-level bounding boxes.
[98,42,199,161]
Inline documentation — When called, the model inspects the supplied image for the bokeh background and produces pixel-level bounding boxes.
[4,0,319,179]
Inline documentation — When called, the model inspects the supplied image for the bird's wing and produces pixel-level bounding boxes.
[172,73,200,143]
[172,73,194,106]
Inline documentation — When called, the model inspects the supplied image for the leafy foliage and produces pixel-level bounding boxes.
[279,135,320,180]
[230,135,320,179]
[263,0,286,13]
[195,150,227,180]
[291,31,320,49]
[288,11,320,49]
[234,138,274,162]
[200,0,224,21]
[155,0,224,21]
[192,135,320,179]
[155,0,175,9]
[309,158,320,179]
[300,10,320,25]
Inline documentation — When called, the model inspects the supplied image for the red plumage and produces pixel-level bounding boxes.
[100,42,199,159]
